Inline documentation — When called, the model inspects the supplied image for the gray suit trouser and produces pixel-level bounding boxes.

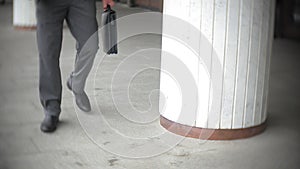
[36,0,99,117]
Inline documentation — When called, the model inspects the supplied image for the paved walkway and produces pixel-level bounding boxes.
[0,2,300,169]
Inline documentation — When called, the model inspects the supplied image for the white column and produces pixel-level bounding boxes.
[160,0,275,137]
[13,0,36,29]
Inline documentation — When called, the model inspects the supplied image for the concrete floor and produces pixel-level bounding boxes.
[0,2,300,169]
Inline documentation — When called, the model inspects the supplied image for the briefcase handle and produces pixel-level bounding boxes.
[104,4,111,11]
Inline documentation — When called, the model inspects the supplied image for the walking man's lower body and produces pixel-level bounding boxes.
[36,0,99,133]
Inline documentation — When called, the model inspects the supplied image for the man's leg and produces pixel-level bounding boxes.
[66,0,99,94]
[36,1,68,119]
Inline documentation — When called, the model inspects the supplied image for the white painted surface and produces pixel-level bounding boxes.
[232,0,253,128]
[244,0,262,128]
[262,0,276,123]
[160,0,275,129]
[13,0,36,27]
[196,0,215,128]
[220,0,240,129]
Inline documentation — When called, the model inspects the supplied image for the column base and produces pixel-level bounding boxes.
[14,25,36,31]
[160,116,267,140]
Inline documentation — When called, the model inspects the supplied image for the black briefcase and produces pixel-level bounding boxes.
[101,5,118,55]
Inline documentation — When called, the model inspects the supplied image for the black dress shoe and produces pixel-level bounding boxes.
[67,78,91,112]
[40,115,59,133]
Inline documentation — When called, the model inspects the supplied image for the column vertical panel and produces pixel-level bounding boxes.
[262,0,276,122]
[159,0,180,122]
[28,0,36,26]
[232,0,252,128]
[220,0,240,129]
[196,0,211,128]
[189,0,202,30]
[207,0,227,129]
[244,0,263,128]
[254,0,270,125]
[160,0,200,124]
[196,0,215,128]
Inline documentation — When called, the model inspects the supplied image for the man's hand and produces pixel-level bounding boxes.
[103,0,115,10]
